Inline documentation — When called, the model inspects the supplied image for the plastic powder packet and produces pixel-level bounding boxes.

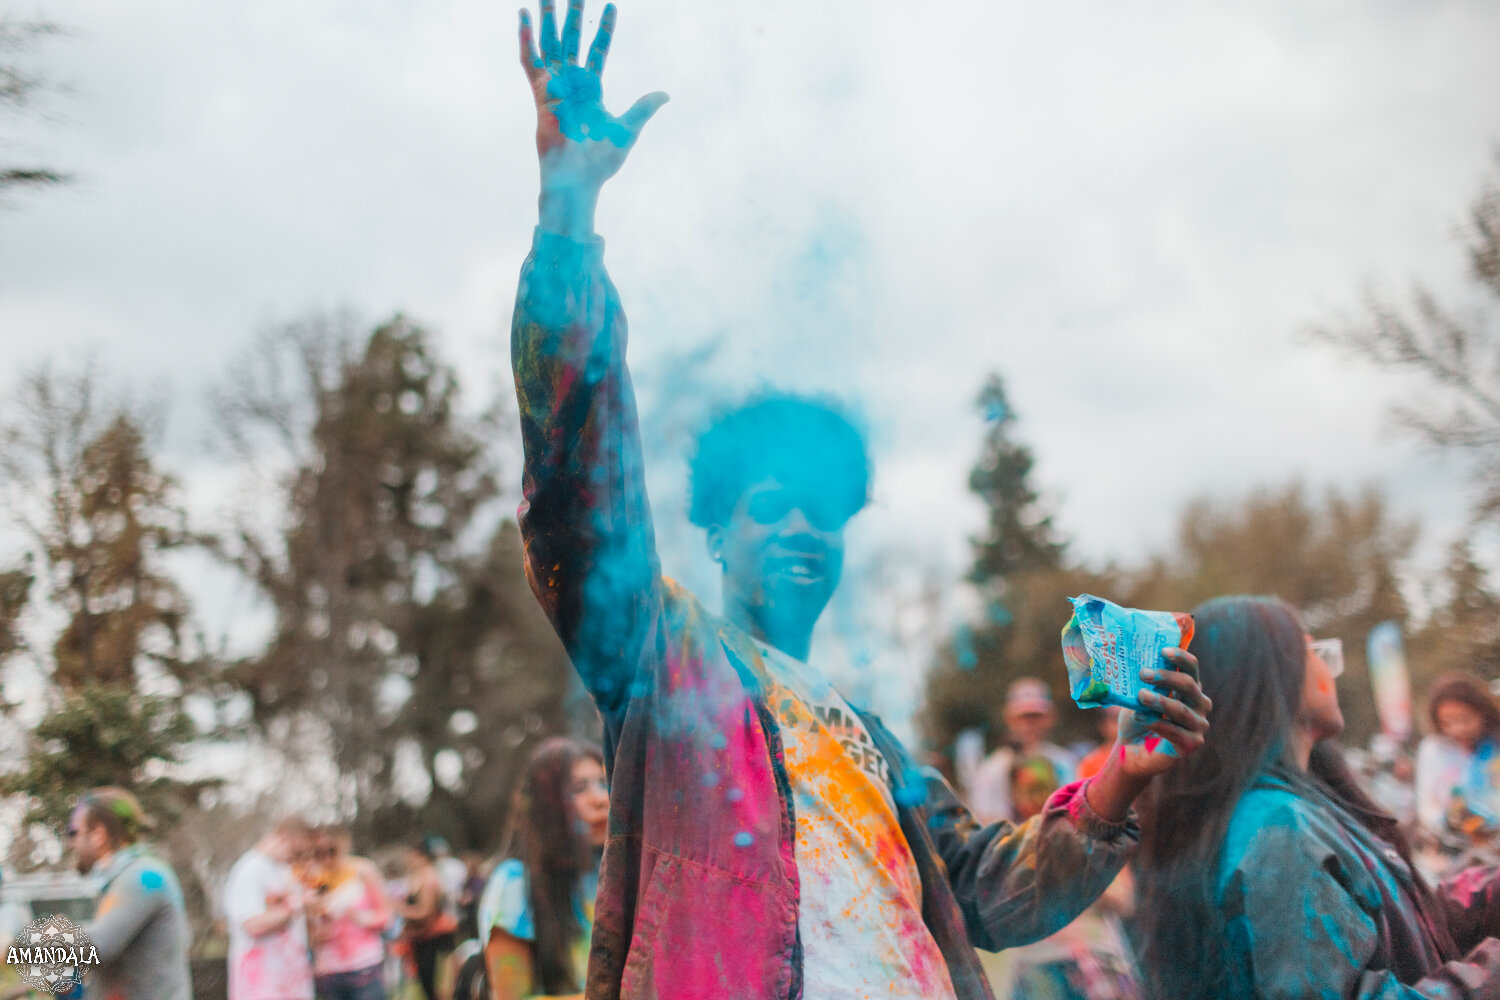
[1061,594,1194,712]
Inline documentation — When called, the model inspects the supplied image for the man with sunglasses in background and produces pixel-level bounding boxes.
[508,1,1213,997]
[69,786,191,1000]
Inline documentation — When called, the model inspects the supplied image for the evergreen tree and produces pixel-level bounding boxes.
[0,367,203,832]
[0,18,70,202]
[1,686,195,828]
[0,558,30,663]
[967,375,1065,584]
[924,373,1421,755]
[923,374,1094,754]
[216,314,573,847]
[1127,483,1416,745]
[47,415,196,691]
[1408,540,1500,703]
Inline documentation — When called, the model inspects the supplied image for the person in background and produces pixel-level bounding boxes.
[993,755,1141,1000]
[1364,732,1418,828]
[1133,596,1500,1000]
[457,851,488,942]
[1010,755,1064,823]
[967,678,1081,823]
[304,824,390,1000]
[478,737,608,1000]
[429,837,469,924]
[1078,707,1124,780]
[449,852,493,1000]
[1415,672,1500,864]
[69,787,191,1000]
[379,855,412,996]
[224,815,316,1000]
[400,839,458,1000]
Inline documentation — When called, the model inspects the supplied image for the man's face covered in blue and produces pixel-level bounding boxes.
[691,394,869,656]
[709,475,848,646]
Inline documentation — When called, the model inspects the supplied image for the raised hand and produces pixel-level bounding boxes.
[1112,647,1211,779]
[519,0,668,197]
[1084,647,1211,821]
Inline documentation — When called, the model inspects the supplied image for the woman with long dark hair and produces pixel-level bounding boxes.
[1133,596,1500,1000]
[478,737,608,1000]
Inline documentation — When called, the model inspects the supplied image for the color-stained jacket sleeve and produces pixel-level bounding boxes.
[1441,865,1500,955]
[511,228,663,716]
[86,866,165,962]
[924,773,1137,951]
[1222,804,1500,999]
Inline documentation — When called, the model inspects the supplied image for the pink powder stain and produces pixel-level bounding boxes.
[1143,734,1162,754]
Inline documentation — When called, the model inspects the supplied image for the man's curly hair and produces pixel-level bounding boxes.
[687,393,870,529]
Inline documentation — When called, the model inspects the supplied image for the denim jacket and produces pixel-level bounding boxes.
[1218,770,1500,999]
[512,227,1137,999]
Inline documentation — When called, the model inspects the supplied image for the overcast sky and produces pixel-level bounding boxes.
[3,0,1500,732]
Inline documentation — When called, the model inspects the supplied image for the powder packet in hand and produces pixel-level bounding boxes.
[1061,594,1194,711]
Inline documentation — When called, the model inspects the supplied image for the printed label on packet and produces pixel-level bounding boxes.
[1061,594,1194,711]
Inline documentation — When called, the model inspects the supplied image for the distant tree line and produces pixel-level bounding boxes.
[926,158,1500,755]
[0,315,575,896]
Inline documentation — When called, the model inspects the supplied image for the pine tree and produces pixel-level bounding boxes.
[0,559,30,663]
[1127,483,1416,745]
[0,367,203,831]
[923,374,1098,754]
[1408,540,1500,704]
[216,314,574,847]
[967,375,1065,584]
[2,686,195,828]
[48,415,196,691]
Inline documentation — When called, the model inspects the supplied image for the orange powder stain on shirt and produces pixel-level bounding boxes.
[751,642,957,1000]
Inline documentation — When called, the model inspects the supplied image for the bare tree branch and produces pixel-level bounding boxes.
[0,17,69,202]
[1309,159,1500,522]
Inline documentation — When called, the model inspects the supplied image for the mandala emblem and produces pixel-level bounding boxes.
[5,915,99,994]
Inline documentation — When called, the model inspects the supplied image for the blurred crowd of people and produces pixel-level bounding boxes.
[38,631,1500,1000]
[66,660,1500,1000]
[53,735,607,1000]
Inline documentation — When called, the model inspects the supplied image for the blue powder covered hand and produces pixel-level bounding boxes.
[518,0,669,239]
[1060,594,1194,713]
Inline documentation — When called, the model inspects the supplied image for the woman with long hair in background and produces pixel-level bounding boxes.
[477,737,608,1000]
[1132,596,1500,1000]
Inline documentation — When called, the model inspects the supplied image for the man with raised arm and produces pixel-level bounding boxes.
[509,3,1212,998]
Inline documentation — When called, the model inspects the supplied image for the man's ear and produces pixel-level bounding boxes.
[706,524,726,566]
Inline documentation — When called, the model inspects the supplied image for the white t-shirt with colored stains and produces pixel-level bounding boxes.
[754,642,958,1000]
[223,849,314,1000]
